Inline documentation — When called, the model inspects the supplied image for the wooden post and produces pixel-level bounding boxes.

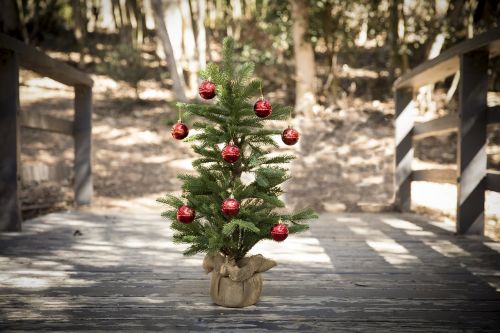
[0,49,22,231]
[394,88,414,211]
[74,85,93,205]
[456,51,488,235]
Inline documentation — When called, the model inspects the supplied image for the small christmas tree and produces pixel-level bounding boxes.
[158,38,317,306]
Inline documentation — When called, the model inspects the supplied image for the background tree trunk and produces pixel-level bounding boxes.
[149,0,187,101]
[180,0,198,97]
[100,0,116,31]
[196,0,207,70]
[290,0,316,114]
[164,0,185,92]
[0,0,21,35]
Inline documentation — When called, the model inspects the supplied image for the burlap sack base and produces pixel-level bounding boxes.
[203,253,277,308]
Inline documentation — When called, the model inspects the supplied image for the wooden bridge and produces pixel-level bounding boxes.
[1,29,500,331]
[1,210,499,331]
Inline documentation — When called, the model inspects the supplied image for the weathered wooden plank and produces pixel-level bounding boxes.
[21,163,72,184]
[1,211,500,331]
[486,171,500,193]
[74,85,93,205]
[394,27,500,89]
[412,169,456,184]
[20,111,73,135]
[456,51,488,235]
[0,48,22,232]
[487,105,500,125]
[413,114,458,140]
[394,88,414,211]
[0,33,93,87]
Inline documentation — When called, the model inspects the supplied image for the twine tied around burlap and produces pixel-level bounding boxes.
[203,253,277,307]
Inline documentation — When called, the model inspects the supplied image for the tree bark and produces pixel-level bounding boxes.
[290,0,316,114]
[149,0,187,101]
[388,0,400,80]
[100,0,116,31]
[0,0,21,35]
[196,0,207,70]
[164,0,185,89]
[180,0,198,96]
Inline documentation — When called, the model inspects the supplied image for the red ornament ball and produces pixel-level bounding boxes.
[221,144,240,163]
[254,99,272,118]
[199,81,216,99]
[221,198,240,217]
[271,223,289,242]
[171,122,189,140]
[176,205,195,224]
[281,127,299,145]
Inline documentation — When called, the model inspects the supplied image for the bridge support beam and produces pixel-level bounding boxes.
[74,85,93,205]
[456,51,488,235]
[394,88,414,212]
[0,49,22,231]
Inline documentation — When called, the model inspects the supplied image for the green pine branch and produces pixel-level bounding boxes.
[158,37,317,261]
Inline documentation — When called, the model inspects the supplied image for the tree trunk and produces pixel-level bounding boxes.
[72,0,87,67]
[100,0,116,31]
[388,0,399,80]
[180,0,198,97]
[72,0,87,41]
[196,0,207,70]
[0,0,21,35]
[149,0,187,101]
[397,2,409,73]
[143,0,155,30]
[232,0,242,40]
[290,0,316,115]
[164,0,185,90]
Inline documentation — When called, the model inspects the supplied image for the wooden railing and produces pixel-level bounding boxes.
[393,27,500,235]
[0,33,93,232]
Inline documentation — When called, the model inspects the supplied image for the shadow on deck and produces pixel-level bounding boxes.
[1,210,499,332]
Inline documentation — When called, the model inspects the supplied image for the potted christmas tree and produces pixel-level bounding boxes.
[158,38,317,308]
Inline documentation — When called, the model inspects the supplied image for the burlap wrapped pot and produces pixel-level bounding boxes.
[203,252,277,308]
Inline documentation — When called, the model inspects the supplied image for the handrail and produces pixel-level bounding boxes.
[0,34,93,232]
[393,28,500,236]
[395,27,500,89]
[0,34,93,87]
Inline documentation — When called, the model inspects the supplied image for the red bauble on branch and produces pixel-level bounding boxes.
[199,80,216,99]
[271,223,288,242]
[176,205,195,224]
[281,127,299,145]
[221,144,240,163]
[171,122,189,140]
[221,198,240,217]
[254,99,272,118]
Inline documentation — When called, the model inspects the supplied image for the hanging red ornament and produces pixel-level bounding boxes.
[254,99,272,118]
[176,205,195,224]
[221,198,240,216]
[171,122,189,140]
[199,80,216,99]
[281,127,299,145]
[221,144,240,163]
[271,223,289,242]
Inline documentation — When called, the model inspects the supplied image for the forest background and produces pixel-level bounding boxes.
[0,0,499,238]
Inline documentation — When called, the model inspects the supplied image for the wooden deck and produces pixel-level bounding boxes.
[1,210,500,332]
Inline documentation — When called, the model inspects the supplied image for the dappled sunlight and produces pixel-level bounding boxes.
[253,232,334,270]
[422,239,471,258]
[381,218,422,231]
[349,224,421,267]
[405,230,437,237]
[364,239,420,266]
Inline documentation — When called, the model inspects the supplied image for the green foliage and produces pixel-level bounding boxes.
[158,37,317,260]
